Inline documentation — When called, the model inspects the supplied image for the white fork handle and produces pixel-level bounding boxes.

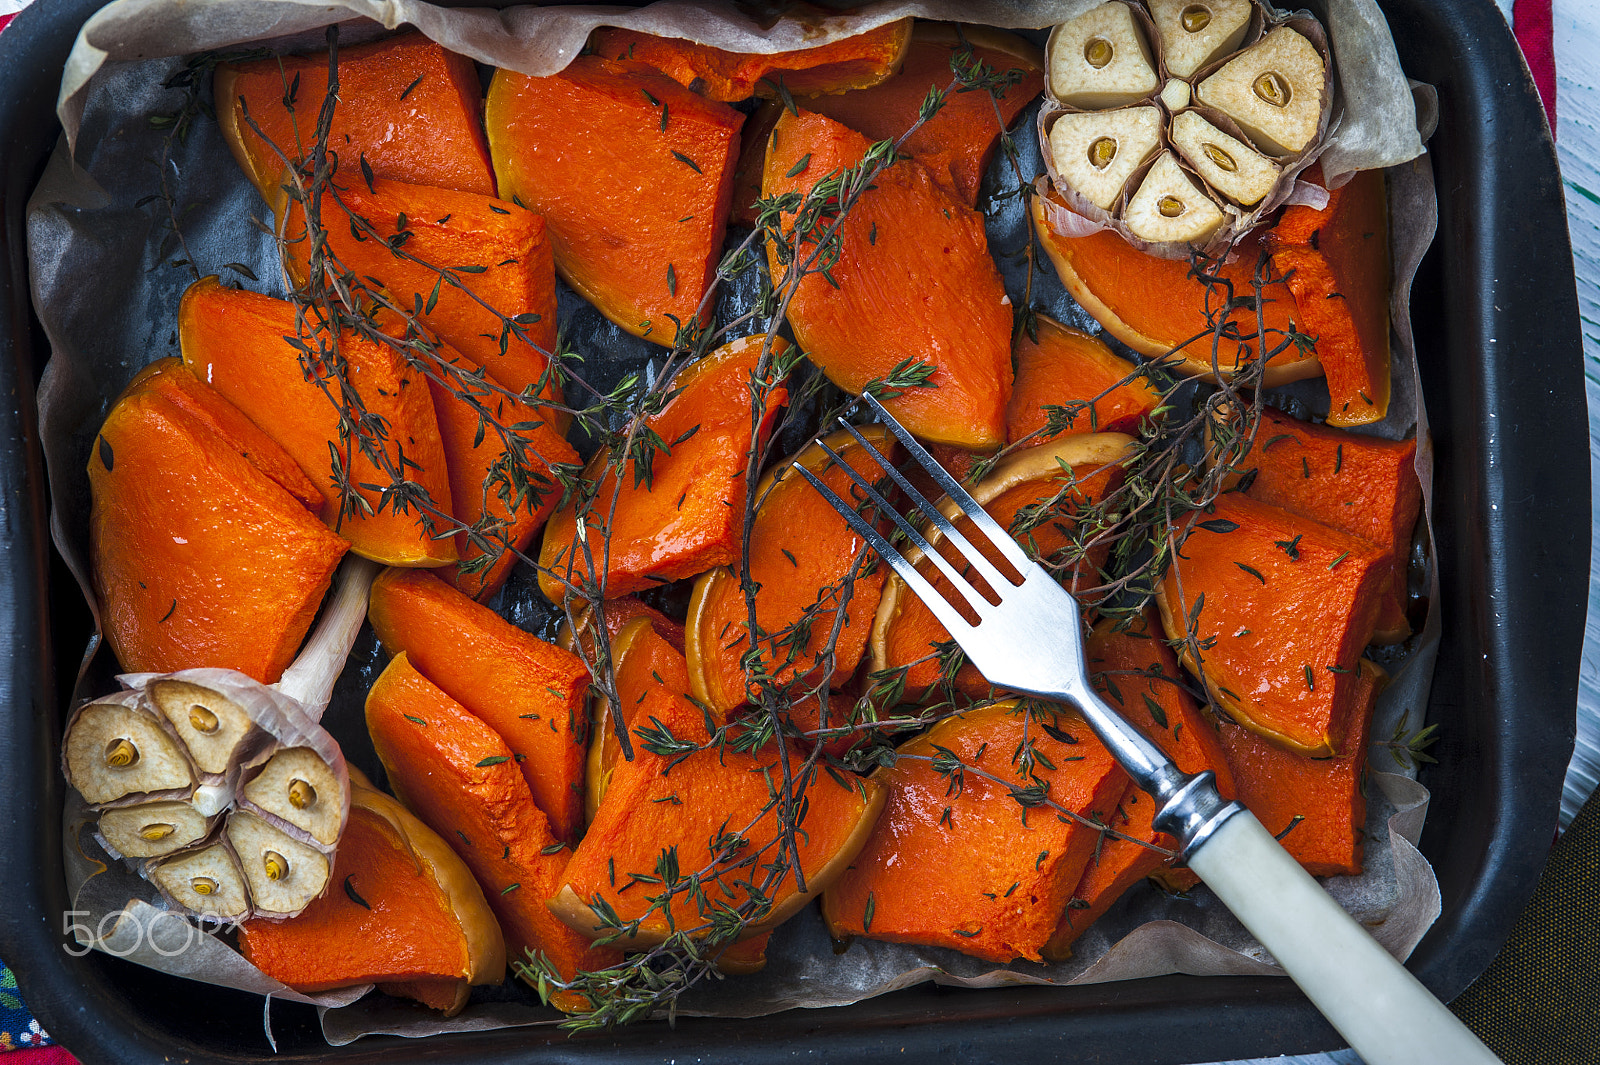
[1186,810,1502,1065]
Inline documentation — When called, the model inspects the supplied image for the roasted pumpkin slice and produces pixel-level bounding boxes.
[1237,407,1421,644]
[1043,782,1168,961]
[590,18,913,103]
[485,58,744,344]
[823,701,1128,963]
[88,379,348,683]
[1265,168,1391,427]
[276,173,561,406]
[870,434,1134,702]
[1006,314,1163,446]
[795,23,1043,206]
[237,772,505,1015]
[1218,660,1384,877]
[538,335,787,604]
[368,568,590,842]
[178,277,455,567]
[1155,493,1386,756]
[686,425,897,728]
[215,32,495,203]
[365,653,618,1011]
[550,645,883,950]
[1032,186,1318,385]
[763,109,1013,449]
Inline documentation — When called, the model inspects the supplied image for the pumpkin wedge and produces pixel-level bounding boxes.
[368,568,590,842]
[1217,660,1384,877]
[237,771,505,1015]
[1006,314,1163,446]
[1032,186,1318,385]
[88,377,348,683]
[687,425,898,726]
[1265,168,1391,427]
[485,58,744,344]
[365,653,618,1010]
[590,18,913,103]
[1238,407,1421,644]
[870,434,1134,702]
[178,277,455,567]
[538,335,788,604]
[764,109,1013,449]
[215,32,495,203]
[550,638,883,950]
[795,23,1044,206]
[1155,493,1386,756]
[823,701,1128,963]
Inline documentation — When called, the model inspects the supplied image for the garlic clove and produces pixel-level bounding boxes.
[1160,78,1191,112]
[1048,2,1159,110]
[227,811,330,917]
[1149,0,1253,79]
[148,842,251,919]
[241,746,345,846]
[1170,110,1281,206]
[145,679,258,778]
[1196,27,1325,156]
[1125,151,1224,244]
[64,699,194,806]
[98,800,213,859]
[1048,107,1163,210]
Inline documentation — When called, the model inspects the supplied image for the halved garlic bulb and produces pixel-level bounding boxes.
[1171,110,1281,205]
[1047,107,1163,210]
[98,800,213,859]
[1049,3,1160,109]
[1125,151,1224,244]
[1149,0,1253,78]
[1196,27,1325,155]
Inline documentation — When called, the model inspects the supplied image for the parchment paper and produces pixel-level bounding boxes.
[29,0,1441,1046]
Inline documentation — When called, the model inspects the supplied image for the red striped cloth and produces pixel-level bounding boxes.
[1515,0,1557,131]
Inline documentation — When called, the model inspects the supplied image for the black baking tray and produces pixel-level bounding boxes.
[0,0,1584,1060]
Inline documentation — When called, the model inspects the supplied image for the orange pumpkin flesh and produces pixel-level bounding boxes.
[485,58,744,344]
[686,426,898,725]
[215,32,495,203]
[1266,169,1391,427]
[590,19,913,103]
[368,568,590,843]
[1155,494,1386,756]
[795,24,1044,206]
[178,277,456,567]
[763,109,1013,449]
[538,335,787,604]
[1006,315,1162,445]
[823,702,1128,963]
[365,653,618,1010]
[1240,408,1422,644]
[551,631,883,948]
[1217,660,1383,877]
[88,381,349,683]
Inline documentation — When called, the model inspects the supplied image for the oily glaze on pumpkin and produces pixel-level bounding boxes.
[215,32,495,203]
[550,642,883,949]
[686,426,898,725]
[764,109,1013,449]
[538,335,788,604]
[1265,168,1391,427]
[823,701,1128,963]
[1006,315,1162,446]
[88,380,348,683]
[365,654,618,1010]
[590,19,913,103]
[178,277,455,567]
[1032,187,1317,385]
[368,568,590,842]
[1218,660,1384,877]
[485,58,744,343]
[1156,494,1386,756]
[1238,408,1421,644]
[870,434,1133,702]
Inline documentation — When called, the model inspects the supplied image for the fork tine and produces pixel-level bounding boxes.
[861,392,1033,574]
[832,418,1019,597]
[787,462,981,639]
[809,442,995,617]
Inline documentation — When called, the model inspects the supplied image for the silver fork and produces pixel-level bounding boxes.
[791,391,1499,1065]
